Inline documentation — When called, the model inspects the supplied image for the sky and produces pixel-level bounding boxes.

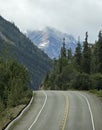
[0,0,102,43]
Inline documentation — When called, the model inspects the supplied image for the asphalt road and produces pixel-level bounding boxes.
[66,91,102,130]
[10,91,102,130]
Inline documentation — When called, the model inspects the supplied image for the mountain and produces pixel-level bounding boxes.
[27,27,77,59]
[0,16,52,90]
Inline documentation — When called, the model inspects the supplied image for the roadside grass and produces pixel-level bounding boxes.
[0,105,25,130]
[89,90,102,99]
[0,92,35,130]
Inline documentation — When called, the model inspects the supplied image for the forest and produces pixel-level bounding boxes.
[0,57,32,129]
[44,31,102,91]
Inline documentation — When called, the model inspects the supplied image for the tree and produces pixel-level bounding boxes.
[68,48,72,63]
[61,38,66,58]
[97,30,102,73]
[90,42,98,73]
[59,57,63,73]
[75,38,82,71]
[7,60,30,106]
[0,57,32,108]
[91,73,102,90]
[82,32,91,74]
[59,38,67,73]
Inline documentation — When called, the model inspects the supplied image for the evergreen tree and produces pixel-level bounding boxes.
[97,30,102,73]
[59,57,63,73]
[75,38,82,70]
[59,38,67,73]
[82,32,91,74]
[68,48,72,63]
[61,38,66,58]
[91,42,98,73]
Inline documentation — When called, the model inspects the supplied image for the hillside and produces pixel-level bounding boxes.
[0,16,52,89]
[27,27,77,59]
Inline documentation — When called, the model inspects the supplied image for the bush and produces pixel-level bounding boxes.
[91,73,102,90]
[71,72,91,90]
[54,65,77,90]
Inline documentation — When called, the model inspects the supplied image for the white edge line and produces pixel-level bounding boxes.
[79,93,95,130]
[4,91,34,130]
[28,91,47,130]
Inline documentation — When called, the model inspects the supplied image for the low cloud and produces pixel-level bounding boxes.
[0,0,102,42]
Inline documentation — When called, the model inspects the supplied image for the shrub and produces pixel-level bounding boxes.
[71,72,91,90]
[91,73,102,90]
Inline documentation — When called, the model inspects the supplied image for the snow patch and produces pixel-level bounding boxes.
[39,40,49,49]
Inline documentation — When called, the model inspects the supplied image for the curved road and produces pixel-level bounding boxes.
[10,91,102,130]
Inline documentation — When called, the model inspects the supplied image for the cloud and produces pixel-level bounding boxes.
[0,0,102,42]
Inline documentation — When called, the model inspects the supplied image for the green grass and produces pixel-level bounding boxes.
[89,89,102,98]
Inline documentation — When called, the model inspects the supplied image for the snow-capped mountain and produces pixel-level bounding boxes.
[27,27,77,59]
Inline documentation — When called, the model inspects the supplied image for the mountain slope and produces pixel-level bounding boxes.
[27,27,77,59]
[0,16,52,89]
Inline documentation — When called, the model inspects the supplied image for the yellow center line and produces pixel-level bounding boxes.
[61,95,69,130]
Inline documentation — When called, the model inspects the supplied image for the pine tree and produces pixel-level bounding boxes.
[75,37,82,70]
[82,32,91,74]
[97,30,102,73]
[68,48,72,63]
[61,38,66,58]
[91,42,98,73]
[59,38,67,73]
[59,57,62,73]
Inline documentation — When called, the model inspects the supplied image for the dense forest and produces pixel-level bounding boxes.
[44,31,102,90]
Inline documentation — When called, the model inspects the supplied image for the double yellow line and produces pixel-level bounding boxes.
[60,96,69,130]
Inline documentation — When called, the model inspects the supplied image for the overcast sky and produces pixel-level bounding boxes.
[0,0,102,42]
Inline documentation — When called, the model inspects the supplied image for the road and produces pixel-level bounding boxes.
[10,91,102,130]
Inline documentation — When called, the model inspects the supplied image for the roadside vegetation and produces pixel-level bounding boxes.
[90,90,102,98]
[0,57,32,130]
[44,31,102,91]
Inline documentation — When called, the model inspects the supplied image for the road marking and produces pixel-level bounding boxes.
[60,96,69,130]
[28,91,47,130]
[80,93,95,130]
